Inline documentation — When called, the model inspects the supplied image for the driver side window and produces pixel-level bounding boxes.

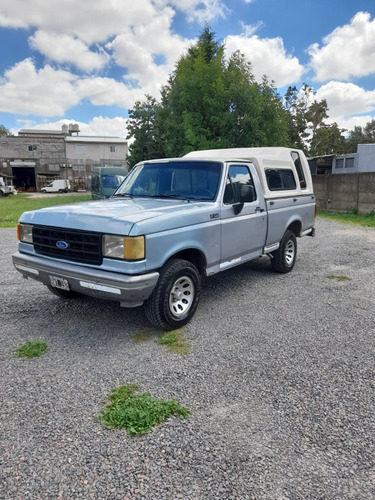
[224,165,256,205]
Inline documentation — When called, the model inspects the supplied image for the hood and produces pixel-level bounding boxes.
[19,197,215,235]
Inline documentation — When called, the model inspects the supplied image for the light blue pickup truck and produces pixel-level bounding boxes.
[13,147,316,330]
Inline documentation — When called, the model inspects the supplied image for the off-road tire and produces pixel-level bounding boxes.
[271,230,297,273]
[144,259,201,330]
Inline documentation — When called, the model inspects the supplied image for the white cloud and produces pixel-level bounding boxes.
[0,59,147,117]
[316,81,375,118]
[76,77,144,108]
[0,59,79,116]
[0,0,166,44]
[309,11,375,82]
[240,21,264,37]
[29,31,109,72]
[0,1,226,42]
[224,34,304,86]
[166,0,229,23]
[314,81,375,131]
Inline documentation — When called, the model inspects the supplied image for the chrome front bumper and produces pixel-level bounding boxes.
[12,251,159,308]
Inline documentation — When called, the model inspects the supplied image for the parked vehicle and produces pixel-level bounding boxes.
[0,177,17,196]
[41,179,70,193]
[13,147,316,329]
[91,167,128,199]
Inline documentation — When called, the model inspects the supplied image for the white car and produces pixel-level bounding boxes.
[0,183,17,196]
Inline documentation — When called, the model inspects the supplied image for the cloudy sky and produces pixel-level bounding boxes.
[0,0,374,138]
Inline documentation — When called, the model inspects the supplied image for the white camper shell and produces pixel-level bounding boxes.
[184,147,313,199]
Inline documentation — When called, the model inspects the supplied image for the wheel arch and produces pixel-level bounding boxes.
[165,248,207,276]
[287,219,302,237]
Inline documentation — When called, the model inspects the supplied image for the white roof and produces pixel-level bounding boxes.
[184,147,302,163]
[65,136,127,144]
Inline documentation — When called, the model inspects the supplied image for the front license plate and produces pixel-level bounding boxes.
[49,275,70,291]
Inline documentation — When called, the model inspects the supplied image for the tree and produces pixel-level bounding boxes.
[126,95,164,167]
[344,119,375,154]
[160,28,289,156]
[363,119,375,142]
[284,84,329,151]
[0,125,12,136]
[309,123,346,156]
[284,84,312,149]
[345,125,365,153]
[127,27,294,158]
[307,99,328,133]
[159,26,230,156]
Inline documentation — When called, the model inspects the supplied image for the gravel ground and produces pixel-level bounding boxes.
[0,218,374,499]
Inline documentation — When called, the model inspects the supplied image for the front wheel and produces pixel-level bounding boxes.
[271,230,297,273]
[144,259,201,330]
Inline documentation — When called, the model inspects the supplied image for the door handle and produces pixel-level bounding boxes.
[255,207,265,213]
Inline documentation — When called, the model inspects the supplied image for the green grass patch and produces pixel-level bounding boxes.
[157,327,190,355]
[318,210,375,227]
[133,328,154,344]
[97,384,190,435]
[15,340,48,358]
[0,193,92,228]
[326,274,351,282]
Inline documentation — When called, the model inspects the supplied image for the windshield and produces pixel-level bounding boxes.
[114,161,222,201]
[102,174,126,188]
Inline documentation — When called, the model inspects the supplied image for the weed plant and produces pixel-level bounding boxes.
[157,328,190,355]
[98,384,190,435]
[15,340,48,358]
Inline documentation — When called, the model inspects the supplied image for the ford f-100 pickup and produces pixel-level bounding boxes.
[13,147,316,329]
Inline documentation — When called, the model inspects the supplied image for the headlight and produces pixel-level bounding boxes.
[102,235,145,261]
[18,223,33,243]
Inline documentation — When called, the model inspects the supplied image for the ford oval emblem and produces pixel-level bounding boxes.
[56,240,69,249]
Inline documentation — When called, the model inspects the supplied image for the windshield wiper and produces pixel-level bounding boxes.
[112,193,133,198]
[153,194,191,202]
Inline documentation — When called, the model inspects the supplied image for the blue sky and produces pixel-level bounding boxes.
[0,0,374,138]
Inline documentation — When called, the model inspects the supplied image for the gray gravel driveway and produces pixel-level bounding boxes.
[1,218,374,499]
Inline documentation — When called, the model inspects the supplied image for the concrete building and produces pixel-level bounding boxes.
[0,124,128,192]
[308,143,375,175]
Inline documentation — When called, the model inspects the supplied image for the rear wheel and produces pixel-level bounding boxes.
[144,259,201,330]
[271,230,297,273]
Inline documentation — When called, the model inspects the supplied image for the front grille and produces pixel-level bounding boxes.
[33,226,102,265]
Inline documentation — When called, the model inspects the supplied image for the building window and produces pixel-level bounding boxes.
[28,145,37,151]
[75,145,86,154]
[345,157,355,168]
[336,158,344,169]
[110,146,117,153]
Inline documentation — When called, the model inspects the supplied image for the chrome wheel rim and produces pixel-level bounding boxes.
[285,238,296,266]
[168,276,194,318]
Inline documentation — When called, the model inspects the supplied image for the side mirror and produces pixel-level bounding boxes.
[240,185,256,203]
[233,202,244,215]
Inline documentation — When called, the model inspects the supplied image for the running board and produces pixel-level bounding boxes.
[264,242,279,253]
